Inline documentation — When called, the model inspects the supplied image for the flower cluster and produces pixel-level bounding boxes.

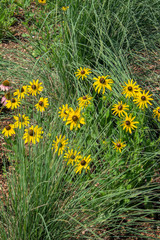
[74,67,113,94]
[1,67,159,178]
[59,105,86,130]
[1,79,47,144]
[73,67,159,154]
[52,134,92,174]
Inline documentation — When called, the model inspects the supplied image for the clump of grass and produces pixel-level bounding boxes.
[0,0,160,239]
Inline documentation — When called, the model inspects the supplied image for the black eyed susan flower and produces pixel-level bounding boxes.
[35,97,49,112]
[28,79,43,96]
[121,113,139,134]
[13,86,28,99]
[14,114,30,129]
[153,107,160,121]
[112,101,129,117]
[58,104,71,121]
[122,79,139,98]
[93,75,113,94]
[23,125,43,144]
[61,6,69,11]
[52,135,68,156]
[112,140,126,153]
[64,149,82,166]
[74,67,91,80]
[0,80,12,91]
[75,155,91,174]
[6,98,20,110]
[77,95,93,109]
[66,108,85,130]
[2,124,15,137]
[133,90,153,109]
[38,0,46,4]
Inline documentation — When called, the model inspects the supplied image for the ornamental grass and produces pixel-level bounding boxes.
[0,0,159,239]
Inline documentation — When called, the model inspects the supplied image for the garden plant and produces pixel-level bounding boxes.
[0,0,160,239]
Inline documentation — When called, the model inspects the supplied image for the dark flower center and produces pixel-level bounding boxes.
[81,70,85,75]
[83,96,87,100]
[21,87,24,93]
[116,143,121,148]
[28,129,34,136]
[11,98,16,103]
[81,160,86,166]
[64,111,68,115]
[71,155,75,159]
[31,84,36,90]
[3,80,10,86]
[125,120,130,126]
[58,142,63,148]
[100,78,105,84]
[128,86,132,91]
[158,109,160,113]
[72,115,78,122]
[118,105,123,110]
[39,101,44,106]
[6,125,11,131]
[141,96,146,101]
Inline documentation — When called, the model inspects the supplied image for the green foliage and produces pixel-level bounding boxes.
[0,0,160,239]
[0,0,18,39]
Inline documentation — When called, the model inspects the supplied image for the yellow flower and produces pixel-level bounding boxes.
[28,79,43,96]
[13,114,30,129]
[122,79,139,98]
[13,85,28,99]
[77,95,93,109]
[66,108,85,130]
[23,125,43,144]
[112,140,126,153]
[61,6,69,11]
[2,124,15,137]
[6,98,20,110]
[112,101,129,117]
[133,90,153,109]
[121,113,139,134]
[93,75,113,94]
[133,86,142,97]
[52,135,68,156]
[75,155,91,174]
[64,149,82,166]
[35,97,49,112]
[58,104,71,121]
[153,107,160,121]
[38,0,46,4]
[74,67,91,80]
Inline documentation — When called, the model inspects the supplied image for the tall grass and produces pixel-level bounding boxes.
[0,0,160,239]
